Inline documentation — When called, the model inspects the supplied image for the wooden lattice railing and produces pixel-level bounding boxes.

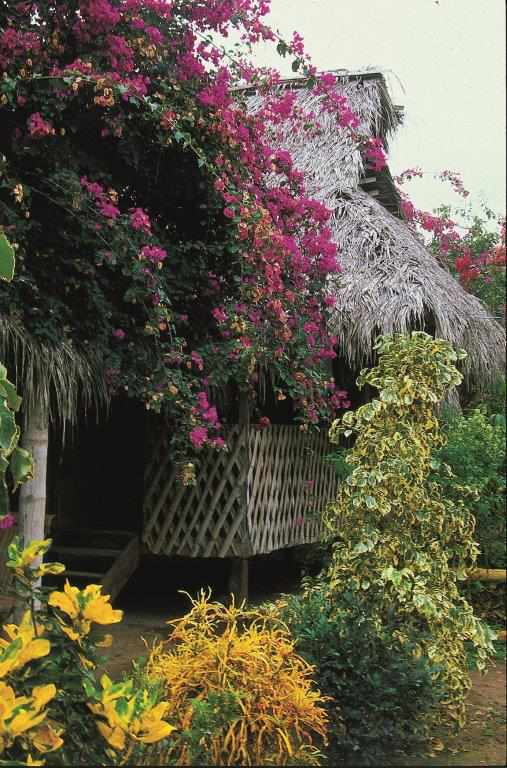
[143,424,338,558]
[247,426,337,553]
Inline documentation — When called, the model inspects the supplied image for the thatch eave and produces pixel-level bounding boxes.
[0,317,110,430]
[328,192,506,389]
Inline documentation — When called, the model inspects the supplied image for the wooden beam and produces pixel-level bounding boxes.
[466,569,506,583]
[228,557,248,607]
[64,570,105,580]
[101,535,140,602]
[50,545,123,558]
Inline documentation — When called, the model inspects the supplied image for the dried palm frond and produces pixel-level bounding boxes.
[0,316,109,434]
[328,192,505,388]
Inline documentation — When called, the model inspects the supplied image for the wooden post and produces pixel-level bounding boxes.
[228,391,250,606]
[465,569,506,583]
[228,557,248,607]
[18,402,49,577]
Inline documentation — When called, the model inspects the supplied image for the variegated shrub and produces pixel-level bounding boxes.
[324,332,496,731]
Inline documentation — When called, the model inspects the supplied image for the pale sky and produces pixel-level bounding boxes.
[249,0,506,219]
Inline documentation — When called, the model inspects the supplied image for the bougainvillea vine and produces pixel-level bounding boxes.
[0,1,385,476]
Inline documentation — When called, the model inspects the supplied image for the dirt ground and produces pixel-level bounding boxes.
[103,615,506,767]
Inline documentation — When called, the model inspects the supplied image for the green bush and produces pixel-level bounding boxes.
[433,408,506,568]
[280,589,445,765]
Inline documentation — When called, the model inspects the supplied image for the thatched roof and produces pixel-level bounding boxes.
[328,191,505,387]
[247,70,401,206]
[247,70,505,389]
[0,317,109,428]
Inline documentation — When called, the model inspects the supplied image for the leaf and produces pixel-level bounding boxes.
[0,403,18,451]
[0,467,9,516]
[0,231,15,282]
[0,378,22,411]
[10,446,34,489]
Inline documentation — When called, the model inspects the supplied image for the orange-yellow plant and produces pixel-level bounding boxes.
[147,592,329,766]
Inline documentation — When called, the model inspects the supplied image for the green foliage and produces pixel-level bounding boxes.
[0,231,15,282]
[0,364,33,518]
[280,590,446,765]
[433,408,506,568]
[323,332,496,733]
[181,692,241,767]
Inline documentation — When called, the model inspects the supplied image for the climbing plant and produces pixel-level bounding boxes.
[0,1,380,468]
[323,332,496,730]
[0,229,33,527]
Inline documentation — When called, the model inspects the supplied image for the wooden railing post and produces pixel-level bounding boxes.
[228,392,250,605]
[16,401,49,613]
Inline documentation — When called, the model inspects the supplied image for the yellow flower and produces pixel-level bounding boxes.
[48,582,122,645]
[34,562,65,578]
[48,581,80,619]
[96,634,113,648]
[24,756,46,766]
[134,703,175,744]
[0,682,57,753]
[89,675,175,753]
[96,720,126,751]
[81,585,123,625]
[59,623,83,643]
[7,539,52,570]
[0,611,50,677]
[30,722,64,753]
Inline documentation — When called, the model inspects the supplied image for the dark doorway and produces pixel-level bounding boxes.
[50,395,146,535]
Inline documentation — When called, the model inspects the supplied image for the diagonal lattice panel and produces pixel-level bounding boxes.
[143,425,251,558]
[247,426,338,554]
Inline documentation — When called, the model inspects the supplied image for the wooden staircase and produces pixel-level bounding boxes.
[45,529,140,601]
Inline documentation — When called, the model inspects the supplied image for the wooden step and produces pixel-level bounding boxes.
[51,545,123,558]
[47,530,140,602]
[64,570,105,580]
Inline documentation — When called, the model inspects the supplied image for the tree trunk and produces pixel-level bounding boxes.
[18,402,49,571]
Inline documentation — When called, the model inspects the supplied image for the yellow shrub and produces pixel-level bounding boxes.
[147,592,329,766]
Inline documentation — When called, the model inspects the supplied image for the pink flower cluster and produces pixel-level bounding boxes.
[363,137,387,172]
[139,245,167,265]
[130,208,152,233]
[0,513,15,530]
[80,176,120,219]
[27,113,54,138]
[438,169,470,199]
[0,28,40,68]
[1,0,385,456]
[189,390,224,449]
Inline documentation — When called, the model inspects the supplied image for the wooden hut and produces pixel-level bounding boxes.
[142,70,505,596]
[2,70,504,604]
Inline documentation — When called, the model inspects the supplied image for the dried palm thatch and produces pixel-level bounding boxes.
[246,69,402,206]
[328,191,505,387]
[0,316,109,431]
[247,70,505,389]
